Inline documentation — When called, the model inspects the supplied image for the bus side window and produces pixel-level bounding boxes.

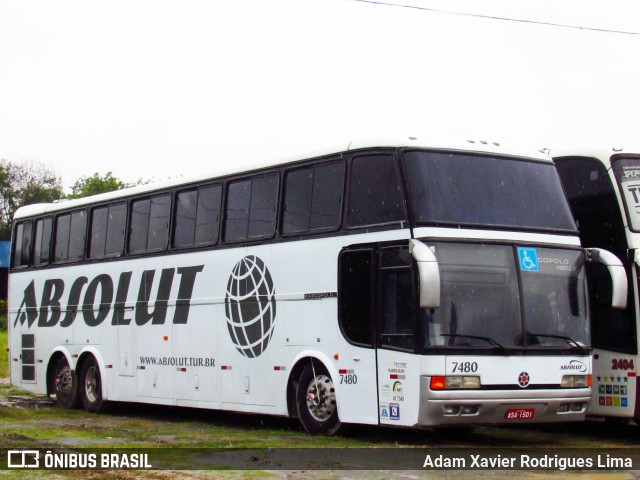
[224,173,279,243]
[90,203,126,259]
[33,217,52,266]
[347,154,407,228]
[54,210,87,263]
[174,185,221,248]
[282,160,345,235]
[339,249,375,347]
[194,185,221,245]
[129,195,170,254]
[12,220,33,268]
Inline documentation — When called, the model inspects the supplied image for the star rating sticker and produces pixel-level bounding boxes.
[624,377,629,383]
[617,376,622,382]
[596,375,602,382]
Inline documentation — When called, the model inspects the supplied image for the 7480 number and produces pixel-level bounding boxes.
[451,361,478,373]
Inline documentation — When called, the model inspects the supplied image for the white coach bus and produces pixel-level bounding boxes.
[552,146,640,423]
[8,137,627,435]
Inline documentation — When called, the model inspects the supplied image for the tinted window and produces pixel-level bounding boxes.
[380,246,415,350]
[225,174,278,242]
[403,151,576,231]
[225,180,251,242]
[589,263,637,354]
[90,207,108,258]
[283,161,345,235]
[425,243,522,349]
[130,195,170,254]
[556,156,637,353]
[283,169,312,234]
[13,221,33,268]
[90,203,126,259]
[33,217,52,266]
[249,175,278,239]
[612,157,640,232]
[175,190,197,247]
[129,199,151,253]
[55,211,87,263]
[556,157,627,260]
[339,249,374,346]
[105,203,126,256]
[347,155,406,227]
[175,184,222,248]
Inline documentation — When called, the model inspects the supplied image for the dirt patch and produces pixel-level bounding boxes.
[0,393,56,409]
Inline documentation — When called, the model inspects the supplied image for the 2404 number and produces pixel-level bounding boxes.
[611,358,635,370]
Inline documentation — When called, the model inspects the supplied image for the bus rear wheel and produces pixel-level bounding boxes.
[53,357,80,409]
[79,357,107,413]
[296,362,341,435]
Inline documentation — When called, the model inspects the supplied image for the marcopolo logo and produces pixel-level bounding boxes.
[560,360,588,373]
[225,256,276,358]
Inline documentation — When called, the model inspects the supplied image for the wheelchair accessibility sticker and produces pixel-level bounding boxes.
[518,247,539,272]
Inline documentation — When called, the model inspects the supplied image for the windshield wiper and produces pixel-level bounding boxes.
[525,332,589,354]
[440,334,509,355]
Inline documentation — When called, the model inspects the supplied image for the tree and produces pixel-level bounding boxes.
[67,172,128,199]
[0,159,64,240]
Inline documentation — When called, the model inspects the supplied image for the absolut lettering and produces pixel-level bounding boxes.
[13,265,204,329]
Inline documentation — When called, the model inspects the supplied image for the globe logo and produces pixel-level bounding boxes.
[225,256,276,358]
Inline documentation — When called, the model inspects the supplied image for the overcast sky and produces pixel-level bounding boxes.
[1,0,639,189]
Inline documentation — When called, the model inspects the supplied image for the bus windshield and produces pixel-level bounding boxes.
[402,150,577,232]
[422,242,589,351]
[612,156,640,232]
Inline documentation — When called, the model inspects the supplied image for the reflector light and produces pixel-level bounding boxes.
[430,376,481,390]
[430,376,446,390]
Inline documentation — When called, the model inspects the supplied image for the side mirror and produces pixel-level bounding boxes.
[585,248,628,309]
[409,239,441,308]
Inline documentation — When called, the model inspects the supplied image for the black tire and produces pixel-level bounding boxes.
[296,362,341,435]
[79,357,108,413]
[53,356,80,409]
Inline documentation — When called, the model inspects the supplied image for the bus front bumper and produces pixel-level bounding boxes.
[418,378,591,426]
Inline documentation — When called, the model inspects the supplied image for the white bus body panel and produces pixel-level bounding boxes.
[9,230,410,424]
[9,215,590,427]
[376,353,591,426]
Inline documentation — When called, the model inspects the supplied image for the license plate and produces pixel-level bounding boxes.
[504,408,535,420]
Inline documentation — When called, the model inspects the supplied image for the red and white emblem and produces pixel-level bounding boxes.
[518,372,530,388]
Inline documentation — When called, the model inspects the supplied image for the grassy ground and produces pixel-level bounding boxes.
[0,323,7,378]
[1,316,639,478]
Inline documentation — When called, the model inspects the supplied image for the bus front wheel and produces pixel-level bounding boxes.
[53,356,80,409]
[79,357,107,413]
[296,362,341,435]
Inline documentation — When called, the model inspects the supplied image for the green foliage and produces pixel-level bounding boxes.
[66,171,128,199]
[0,330,7,378]
[0,159,64,240]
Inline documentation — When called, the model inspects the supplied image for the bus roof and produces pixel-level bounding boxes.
[14,136,551,220]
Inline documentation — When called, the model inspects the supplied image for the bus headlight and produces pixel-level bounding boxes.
[430,376,481,390]
[561,375,591,388]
